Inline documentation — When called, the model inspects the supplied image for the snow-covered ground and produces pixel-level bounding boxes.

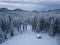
[0,25,59,45]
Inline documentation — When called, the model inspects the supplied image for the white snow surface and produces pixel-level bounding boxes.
[0,25,59,45]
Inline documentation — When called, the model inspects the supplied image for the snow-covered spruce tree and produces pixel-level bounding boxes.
[0,16,5,43]
[56,17,60,33]
[47,16,56,36]
[1,16,8,39]
[9,15,14,37]
[52,17,60,35]
[1,15,14,40]
[0,28,5,43]
[32,16,38,32]
[44,17,52,32]
[38,17,48,32]
[13,16,22,33]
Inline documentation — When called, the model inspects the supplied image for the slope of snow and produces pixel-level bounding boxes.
[0,25,59,45]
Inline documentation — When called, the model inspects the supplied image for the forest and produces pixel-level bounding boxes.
[0,9,60,43]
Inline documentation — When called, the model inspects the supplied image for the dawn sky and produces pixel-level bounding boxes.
[0,0,60,11]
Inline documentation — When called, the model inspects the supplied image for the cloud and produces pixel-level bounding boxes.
[1,0,60,4]
[1,0,60,6]
[0,0,60,11]
[0,1,43,11]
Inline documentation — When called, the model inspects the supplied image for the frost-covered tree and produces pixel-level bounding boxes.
[52,17,60,35]
[39,17,47,32]
[47,17,55,36]
[32,16,37,32]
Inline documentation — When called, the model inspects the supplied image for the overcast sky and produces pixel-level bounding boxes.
[0,0,60,11]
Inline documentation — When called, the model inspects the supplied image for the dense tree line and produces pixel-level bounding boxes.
[0,11,60,43]
[32,15,60,36]
[0,14,28,43]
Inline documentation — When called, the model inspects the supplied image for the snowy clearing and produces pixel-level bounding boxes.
[0,31,58,45]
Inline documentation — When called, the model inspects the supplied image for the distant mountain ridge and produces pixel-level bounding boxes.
[0,8,27,12]
[0,8,9,12]
[0,8,60,12]
[48,9,60,12]
[13,8,24,11]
